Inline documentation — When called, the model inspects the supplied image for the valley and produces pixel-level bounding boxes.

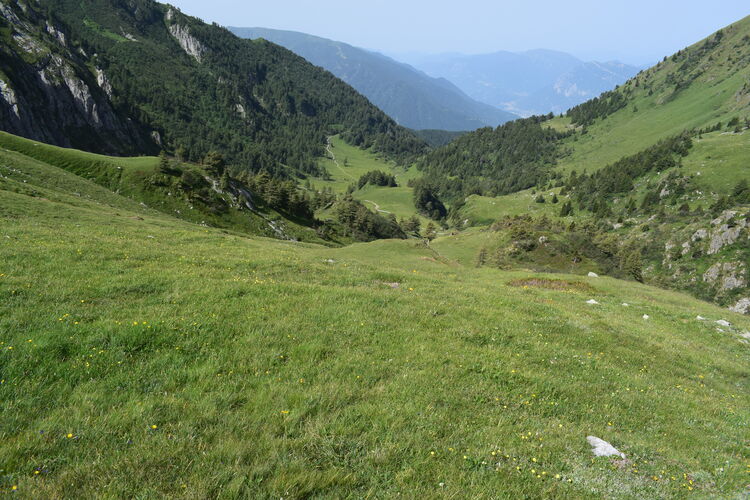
[0,0,749,497]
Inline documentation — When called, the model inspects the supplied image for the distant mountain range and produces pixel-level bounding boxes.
[399,50,641,116]
[229,27,517,131]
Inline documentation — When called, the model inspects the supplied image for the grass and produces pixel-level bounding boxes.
[459,190,569,226]
[683,130,750,194]
[0,138,749,498]
[312,136,433,226]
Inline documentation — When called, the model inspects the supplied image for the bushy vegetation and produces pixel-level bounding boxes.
[333,196,405,241]
[478,215,644,281]
[356,170,397,190]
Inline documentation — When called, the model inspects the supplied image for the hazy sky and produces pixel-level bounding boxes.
[167,1,749,65]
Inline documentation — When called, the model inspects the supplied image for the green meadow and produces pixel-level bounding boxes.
[1,138,749,499]
[312,136,434,226]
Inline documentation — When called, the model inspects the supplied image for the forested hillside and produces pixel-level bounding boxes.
[0,0,426,177]
[416,114,570,201]
[229,27,517,131]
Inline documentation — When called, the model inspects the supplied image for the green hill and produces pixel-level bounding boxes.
[1,129,749,498]
[559,15,750,173]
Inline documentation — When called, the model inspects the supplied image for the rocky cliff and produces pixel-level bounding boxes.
[0,1,155,154]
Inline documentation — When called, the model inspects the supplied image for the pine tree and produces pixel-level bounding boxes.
[622,249,643,283]
[158,151,171,174]
[203,151,226,177]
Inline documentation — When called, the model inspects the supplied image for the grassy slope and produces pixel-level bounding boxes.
[683,130,750,194]
[458,189,577,226]
[1,141,749,499]
[0,132,324,243]
[312,136,432,225]
[555,15,750,174]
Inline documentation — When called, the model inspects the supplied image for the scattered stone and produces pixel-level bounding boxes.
[622,303,629,307]
[587,436,625,458]
[729,298,750,315]
[588,272,599,278]
[696,315,706,321]
[691,229,707,242]
[586,299,599,305]
[323,259,335,264]
[642,314,650,320]
[715,319,731,327]
[538,236,549,244]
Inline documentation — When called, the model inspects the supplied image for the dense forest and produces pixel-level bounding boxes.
[415,115,570,202]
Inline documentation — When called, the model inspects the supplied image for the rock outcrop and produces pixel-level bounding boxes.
[729,298,750,315]
[168,23,206,63]
[0,1,154,154]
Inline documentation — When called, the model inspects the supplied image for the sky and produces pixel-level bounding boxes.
[166,1,749,65]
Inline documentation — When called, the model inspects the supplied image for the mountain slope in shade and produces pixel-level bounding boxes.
[230,27,517,131]
[402,49,640,116]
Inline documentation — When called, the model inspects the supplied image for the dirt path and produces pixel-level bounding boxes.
[326,136,354,180]
[363,199,391,214]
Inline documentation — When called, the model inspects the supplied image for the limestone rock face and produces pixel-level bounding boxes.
[703,262,746,291]
[729,298,750,315]
[168,23,206,63]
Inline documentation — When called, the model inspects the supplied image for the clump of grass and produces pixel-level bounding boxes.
[507,278,595,292]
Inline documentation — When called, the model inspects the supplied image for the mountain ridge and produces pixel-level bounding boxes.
[229,27,517,131]
[401,48,641,116]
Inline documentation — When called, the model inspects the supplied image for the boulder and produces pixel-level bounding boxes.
[587,436,625,458]
[729,298,750,315]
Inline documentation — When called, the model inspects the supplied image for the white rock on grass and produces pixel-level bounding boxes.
[622,303,629,307]
[586,299,599,305]
[588,272,599,278]
[587,436,625,458]
[696,315,706,320]
[642,314,650,320]
[716,319,732,327]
